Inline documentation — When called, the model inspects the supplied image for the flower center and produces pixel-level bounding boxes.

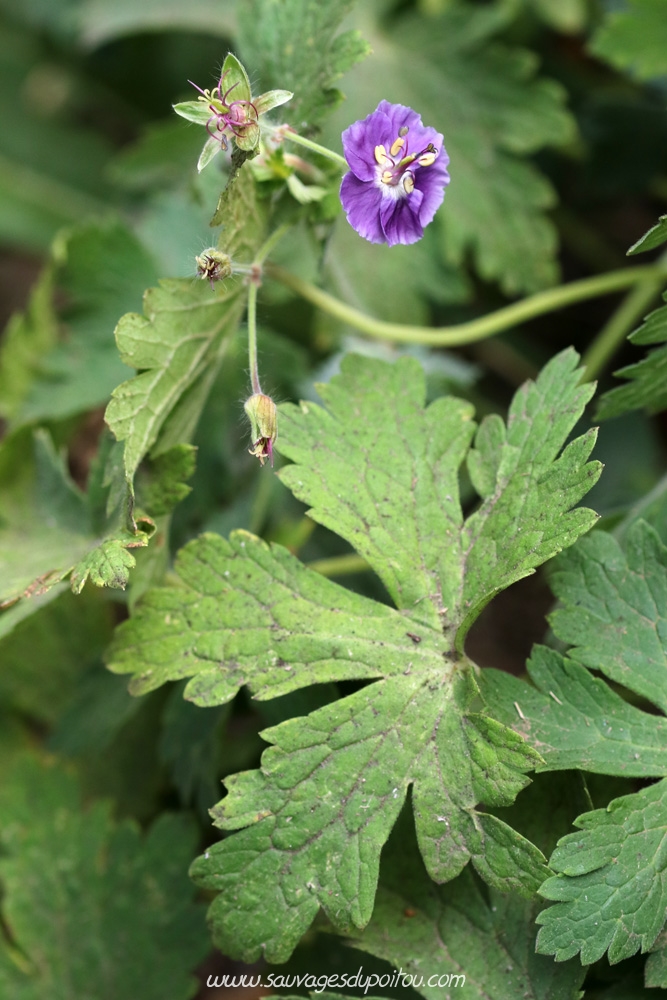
[374,127,438,195]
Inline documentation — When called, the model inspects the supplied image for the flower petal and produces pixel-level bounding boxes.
[340,173,385,243]
[380,189,425,246]
[341,109,393,181]
[416,148,450,227]
[375,100,423,138]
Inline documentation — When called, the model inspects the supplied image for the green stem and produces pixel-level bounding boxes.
[268,262,667,347]
[264,124,348,170]
[247,225,293,394]
[581,250,667,381]
[247,281,261,394]
[255,222,293,268]
[307,553,370,577]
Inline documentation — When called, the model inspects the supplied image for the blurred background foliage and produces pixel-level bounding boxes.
[1,0,667,995]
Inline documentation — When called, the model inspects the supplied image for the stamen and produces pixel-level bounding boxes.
[374,144,388,165]
[381,169,394,185]
[417,152,437,167]
[403,173,415,194]
[390,137,405,157]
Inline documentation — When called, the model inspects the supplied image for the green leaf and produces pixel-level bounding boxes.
[324,2,576,294]
[628,215,667,255]
[339,806,584,1000]
[105,169,263,484]
[323,222,470,329]
[109,351,600,961]
[0,754,207,999]
[74,0,237,48]
[525,0,588,34]
[646,931,667,988]
[279,349,599,646]
[0,428,153,606]
[597,295,667,419]
[481,520,667,776]
[0,588,114,724]
[549,520,667,715]
[0,29,112,251]
[478,520,667,966]
[108,121,206,192]
[0,265,57,421]
[537,778,667,965]
[135,444,196,517]
[0,219,159,428]
[159,681,230,814]
[590,0,667,81]
[237,0,371,131]
[480,644,667,776]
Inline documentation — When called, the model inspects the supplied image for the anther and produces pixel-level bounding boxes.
[398,126,409,137]
[390,137,405,157]
[403,173,415,194]
[417,152,436,167]
[374,144,388,165]
[381,169,394,184]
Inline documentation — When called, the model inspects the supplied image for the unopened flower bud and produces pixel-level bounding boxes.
[244,393,277,466]
[196,248,232,287]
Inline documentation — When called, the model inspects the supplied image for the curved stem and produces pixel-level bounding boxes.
[263,124,348,170]
[581,250,667,382]
[268,262,667,347]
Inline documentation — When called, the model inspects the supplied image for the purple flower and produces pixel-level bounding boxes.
[340,100,450,247]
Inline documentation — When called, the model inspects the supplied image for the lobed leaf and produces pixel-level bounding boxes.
[111,351,602,961]
[237,0,371,131]
[549,519,667,714]
[537,779,667,965]
[627,215,667,256]
[480,645,667,777]
[105,168,263,483]
[590,0,667,81]
[279,349,600,646]
[0,754,207,999]
[338,803,584,1000]
[0,219,158,427]
[597,295,667,419]
[0,429,151,606]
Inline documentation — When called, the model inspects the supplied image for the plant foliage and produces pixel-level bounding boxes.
[2,0,667,993]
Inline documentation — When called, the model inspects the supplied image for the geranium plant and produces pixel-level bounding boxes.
[1,1,667,998]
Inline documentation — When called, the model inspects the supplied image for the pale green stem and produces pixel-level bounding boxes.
[247,281,261,394]
[307,553,370,577]
[247,224,293,394]
[255,222,293,267]
[268,262,667,347]
[263,124,348,170]
[581,250,667,382]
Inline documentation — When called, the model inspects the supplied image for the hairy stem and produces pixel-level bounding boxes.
[263,125,348,170]
[247,281,261,394]
[247,225,293,394]
[268,262,667,348]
